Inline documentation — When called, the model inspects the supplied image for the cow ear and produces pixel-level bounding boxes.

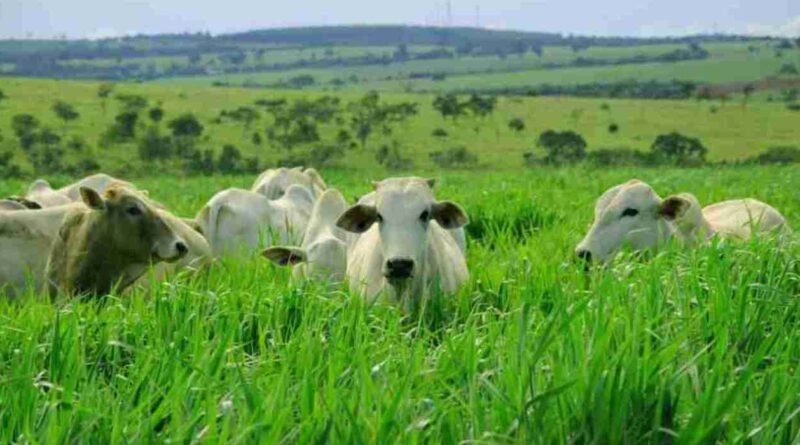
[431,201,468,229]
[659,195,690,221]
[426,178,436,188]
[336,204,378,233]
[0,199,26,211]
[80,187,105,210]
[262,247,307,266]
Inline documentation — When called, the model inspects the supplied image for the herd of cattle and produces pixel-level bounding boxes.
[0,168,791,305]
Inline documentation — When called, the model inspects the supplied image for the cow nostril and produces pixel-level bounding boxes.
[385,258,414,279]
[175,241,188,256]
[576,249,592,263]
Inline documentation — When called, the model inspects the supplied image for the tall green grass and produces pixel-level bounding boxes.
[0,166,798,443]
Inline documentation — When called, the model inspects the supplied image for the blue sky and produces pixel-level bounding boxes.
[1,0,798,39]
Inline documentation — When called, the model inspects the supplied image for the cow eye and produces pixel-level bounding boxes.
[126,206,142,217]
[420,210,430,222]
[621,208,639,218]
[376,213,383,223]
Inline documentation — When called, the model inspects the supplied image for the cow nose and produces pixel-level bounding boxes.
[175,241,188,257]
[576,249,592,263]
[385,258,414,279]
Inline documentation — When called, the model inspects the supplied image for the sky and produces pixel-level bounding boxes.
[0,0,798,40]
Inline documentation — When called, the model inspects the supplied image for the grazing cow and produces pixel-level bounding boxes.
[18,174,134,208]
[45,186,187,296]
[262,188,355,281]
[251,167,326,200]
[575,179,789,264]
[197,185,314,257]
[0,204,77,297]
[336,177,469,306]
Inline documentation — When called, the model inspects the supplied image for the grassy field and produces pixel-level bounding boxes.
[1,77,799,175]
[162,41,800,94]
[0,166,799,442]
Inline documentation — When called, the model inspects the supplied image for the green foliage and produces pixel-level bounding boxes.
[148,106,164,123]
[651,131,708,165]
[752,146,800,165]
[167,113,204,139]
[51,100,80,127]
[429,146,478,169]
[508,117,525,132]
[537,129,587,165]
[375,141,413,169]
[137,125,173,161]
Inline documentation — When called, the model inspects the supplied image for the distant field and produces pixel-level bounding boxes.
[161,41,800,95]
[0,77,798,176]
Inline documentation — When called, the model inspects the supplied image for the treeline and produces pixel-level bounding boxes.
[449,80,699,100]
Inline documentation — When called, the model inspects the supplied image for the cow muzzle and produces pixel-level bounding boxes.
[384,257,414,280]
[153,239,188,262]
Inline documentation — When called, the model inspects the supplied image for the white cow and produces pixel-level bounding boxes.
[336,177,469,306]
[575,179,789,264]
[0,200,29,212]
[251,167,326,200]
[358,190,467,255]
[20,174,134,208]
[197,185,314,258]
[262,188,355,281]
[0,204,76,297]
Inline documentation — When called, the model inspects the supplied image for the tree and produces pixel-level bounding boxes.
[97,83,115,115]
[217,145,243,173]
[650,132,707,165]
[116,93,148,113]
[148,106,164,123]
[463,94,496,119]
[52,100,80,133]
[0,89,7,106]
[537,130,587,165]
[137,126,173,161]
[11,114,40,151]
[432,94,462,121]
[168,113,204,139]
[168,113,204,156]
[508,118,525,133]
[742,84,756,107]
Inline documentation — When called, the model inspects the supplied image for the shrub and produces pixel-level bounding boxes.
[0,151,23,179]
[537,130,587,165]
[431,128,449,138]
[650,132,707,165]
[608,123,619,133]
[376,141,413,170]
[753,146,800,164]
[587,148,655,167]
[508,118,525,132]
[137,126,173,161]
[429,146,478,169]
[217,145,243,174]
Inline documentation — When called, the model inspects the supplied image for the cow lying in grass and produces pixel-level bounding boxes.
[18,174,135,208]
[45,186,188,297]
[251,167,327,200]
[575,179,789,264]
[196,185,314,258]
[336,177,469,307]
[262,188,354,281]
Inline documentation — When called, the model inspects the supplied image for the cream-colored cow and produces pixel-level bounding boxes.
[336,177,469,307]
[251,167,326,200]
[20,174,134,208]
[197,185,314,258]
[576,179,789,264]
[262,188,355,281]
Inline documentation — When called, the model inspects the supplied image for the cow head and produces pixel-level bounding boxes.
[337,177,468,285]
[575,180,693,264]
[80,186,188,263]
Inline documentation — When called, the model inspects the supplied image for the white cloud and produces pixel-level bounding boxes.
[745,15,800,37]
